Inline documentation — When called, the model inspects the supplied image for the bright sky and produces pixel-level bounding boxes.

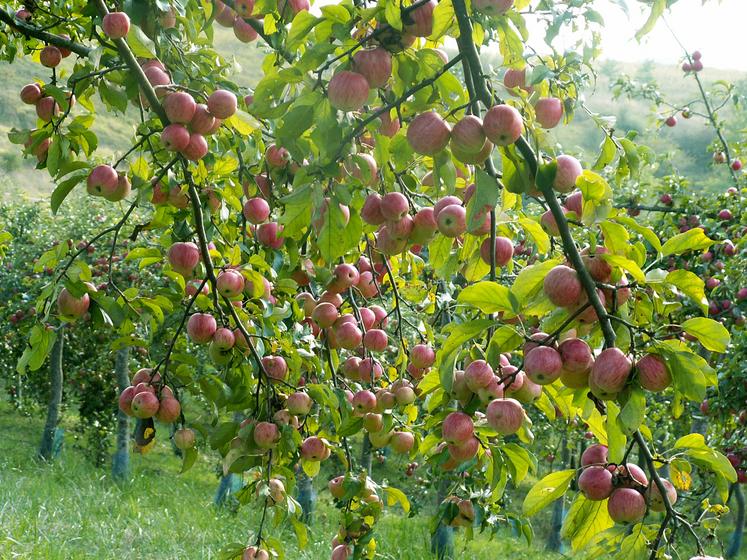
[591,0,747,71]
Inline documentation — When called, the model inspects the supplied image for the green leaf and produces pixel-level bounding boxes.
[126,24,156,58]
[511,258,562,305]
[600,221,630,255]
[561,494,615,550]
[601,253,645,283]
[51,170,88,214]
[522,469,575,516]
[301,458,321,477]
[518,217,550,254]
[680,317,730,353]
[617,388,645,436]
[180,447,198,474]
[636,0,666,40]
[666,270,708,314]
[466,170,499,233]
[439,319,496,358]
[383,486,411,513]
[605,401,626,463]
[286,11,319,51]
[576,170,612,202]
[593,135,618,170]
[655,340,714,402]
[457,281,516,314]
[661,228,714,256]
[502,443,535,484]
[486,325,522,357]
[385,0,402,30]
[613,216,662,254]
[674,434,737,483]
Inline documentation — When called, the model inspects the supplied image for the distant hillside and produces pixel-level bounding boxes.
[1,25,745,200]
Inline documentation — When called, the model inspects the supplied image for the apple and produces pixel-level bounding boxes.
[390,431,415,453]
[607,488,646,524]
[300,436,327,460]
[380,111,401,137]
[20,83,42,104]
[182,133,208,161]
[534,97,563,129]
[39,46,62,68]
[464,359,494,392]
[207,89,237,119]
[118,386,136,416]
[102,12,131,39]
[433,196,462,218]
[243,197,271,224]
[253,421,280,448]
[168,241,200,276]
[407,111,451,155]
[379,192,409,221]
[234,0,255,16]
[553,155,582,193]
[344,153,378,186]
[187,313,217,343]
[636,353,671,392]
[86,165,119,198]
[131,391,159,419]
[190,104,217,134]
[479,236,514,266]
[261,355,288,382]
[352,390,377,414]
[361,193,386,225]
[442,412,474,444]
[581,444,608,467]
[352,47,392,89]
[363,329,388,352]
[437,204,467,238]
[486,398,524,435]
[328,71,370,112]
[161,124,191,151]
[404,0,436,36]
[234,17,259,42]
[410,344,435,368]
[646,479,677,512]
[216,269,245,298]
[503,67,529,94]
[524,346,563,385]
[543,265,582,307]
[483,104,523,146]
[665,115,677,127]
[578,466,614,501]
[589,348,632,400]
[57,288,90,320]
[174,428,196,449]
[256,222,284,249]
[450,115,486,154]
[163,92,197,124]
[156,397,181,423]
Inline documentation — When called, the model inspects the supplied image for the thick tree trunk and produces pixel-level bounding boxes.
[727,483,745,559]
[111,347,131,481]
[547,437,568,552]
[297,472,316,523]
[361,435,373,475]
[38,328,64,461]
[214,472,238,506]
[431,479,455,559]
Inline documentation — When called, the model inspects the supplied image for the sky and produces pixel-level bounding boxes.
[581,0,747,71]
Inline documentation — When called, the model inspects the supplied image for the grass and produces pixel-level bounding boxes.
[2,400,743,559]
[0,401,559,560]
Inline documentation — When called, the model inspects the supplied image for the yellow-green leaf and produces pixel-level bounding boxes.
[522,469,575,516]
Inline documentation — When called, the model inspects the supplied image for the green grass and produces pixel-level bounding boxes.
[0,401,558,560]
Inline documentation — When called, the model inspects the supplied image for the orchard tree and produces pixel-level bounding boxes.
[0,0,740,559]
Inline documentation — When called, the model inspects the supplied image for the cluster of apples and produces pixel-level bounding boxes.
[577,443,678,524]
[19,80,74,129]
[117,368,182,423]
[327,475,384,560]
[215,0,310,46]
[85,164,131,202]
[159,87,237,161]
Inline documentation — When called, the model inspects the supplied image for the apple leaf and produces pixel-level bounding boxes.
[522,469,575,516]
